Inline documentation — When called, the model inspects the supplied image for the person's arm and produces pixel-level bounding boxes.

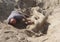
[24,18,34,25]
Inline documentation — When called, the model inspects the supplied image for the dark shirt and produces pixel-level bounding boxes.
[7,10,25,23]
[7,10,27,28]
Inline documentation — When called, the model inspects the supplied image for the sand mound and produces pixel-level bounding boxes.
[0,0,60,42]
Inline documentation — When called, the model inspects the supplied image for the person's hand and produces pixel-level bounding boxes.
[27,20,34,25]
[22,18,26,22]
[25,19,34,25]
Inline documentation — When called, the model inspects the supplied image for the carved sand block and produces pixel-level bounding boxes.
[26,7,45,32]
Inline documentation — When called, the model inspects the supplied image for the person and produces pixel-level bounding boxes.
[7,9,34,28]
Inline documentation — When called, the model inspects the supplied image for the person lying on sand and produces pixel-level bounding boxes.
[7,10,34,27]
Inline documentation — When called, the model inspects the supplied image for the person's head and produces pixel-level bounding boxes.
[9,18,16,25]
